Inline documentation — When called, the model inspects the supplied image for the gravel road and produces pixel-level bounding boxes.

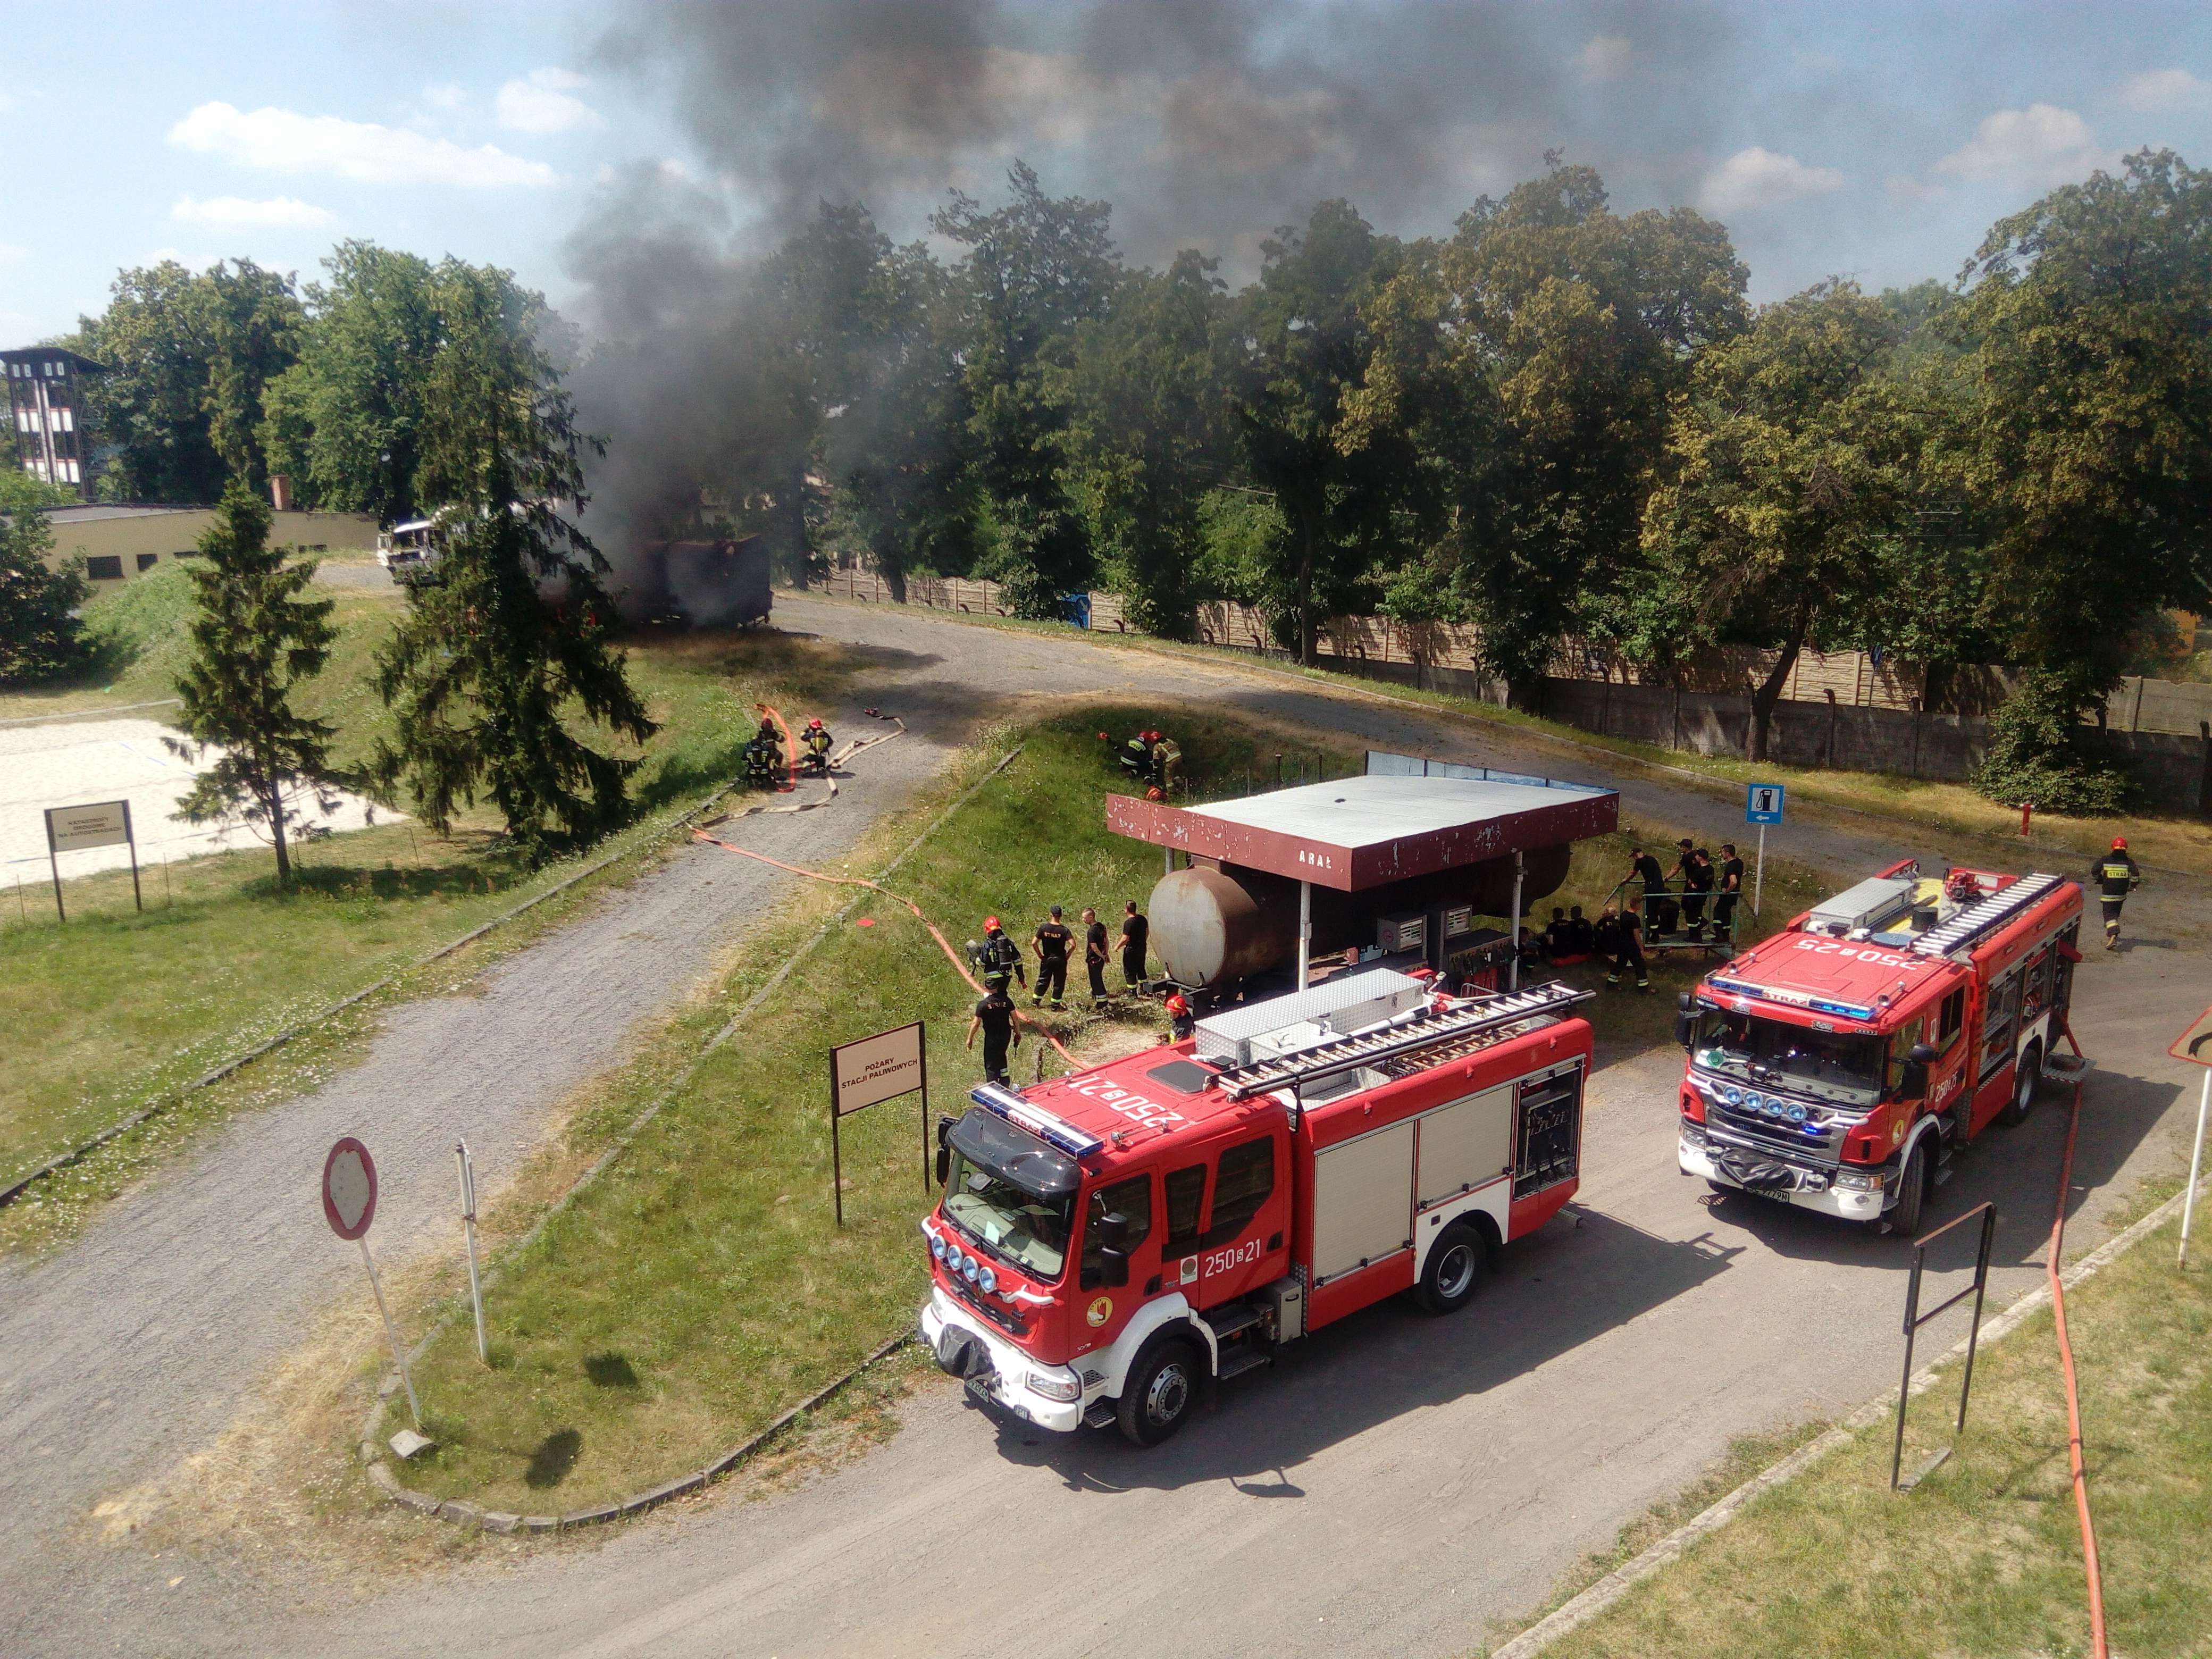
[7,592,2207,1658]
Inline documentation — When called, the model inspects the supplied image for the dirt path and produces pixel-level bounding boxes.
[10,593,2209,1658]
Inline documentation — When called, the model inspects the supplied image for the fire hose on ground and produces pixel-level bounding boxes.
[689,830,1083,1070]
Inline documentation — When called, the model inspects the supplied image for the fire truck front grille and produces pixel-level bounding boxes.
[942,1269,1027,1336]
[1705,1101,1846,1168]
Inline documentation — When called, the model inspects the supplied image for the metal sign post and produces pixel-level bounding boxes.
[827,1021,930,1226]
[455,1139,488,1363]
[322,1136,421,1427]
[41,799,140,923]
[1891,1202,1998,1492]
[2166,1004,2212,1268]
[1745,784,1785,917]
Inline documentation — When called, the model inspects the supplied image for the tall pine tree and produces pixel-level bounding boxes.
[373,261,656,861]
[167,485,345,884]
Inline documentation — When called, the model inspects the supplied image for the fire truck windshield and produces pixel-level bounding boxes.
[942,1110,1079,1279]
[1691,1008,1886,1107]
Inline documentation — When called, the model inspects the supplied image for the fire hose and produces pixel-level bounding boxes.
[689,828,1082,1069]
[2048,1071,2109,1659]
[710,705,906,822]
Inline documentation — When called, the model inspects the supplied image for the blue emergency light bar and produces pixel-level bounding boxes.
[1707,977,1878,1024]
[970,1083,1105,1157]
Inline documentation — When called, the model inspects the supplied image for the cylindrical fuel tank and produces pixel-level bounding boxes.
[1148,843,1572,987]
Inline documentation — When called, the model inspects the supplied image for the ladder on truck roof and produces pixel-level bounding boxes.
[1211,982,1591,1101]
[1908,871,2066,960]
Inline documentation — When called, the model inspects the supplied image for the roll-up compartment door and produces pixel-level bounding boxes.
[1416,1084,1514,1207]
[1311,1120,1415,1284]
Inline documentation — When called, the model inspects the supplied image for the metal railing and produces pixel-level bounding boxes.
[1891,1201,1998,1492]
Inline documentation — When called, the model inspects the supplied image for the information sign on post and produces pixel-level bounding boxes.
[41,799,141,921]
[827,1021,930,1226]
[2168,1004,2212,1268]
[1744,783,1785,916]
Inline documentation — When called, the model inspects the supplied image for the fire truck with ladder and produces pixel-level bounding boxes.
[1674,858,2083,1231]
[921,970,1591,1445]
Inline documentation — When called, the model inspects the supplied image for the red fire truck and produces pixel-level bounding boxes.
[920,971,1592,1445]
[1674,858,2083,1231]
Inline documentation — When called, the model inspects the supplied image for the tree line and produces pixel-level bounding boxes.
[27,149,2212,815]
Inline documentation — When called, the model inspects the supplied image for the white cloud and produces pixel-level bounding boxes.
[168,101,557,188]
[1932,104,2115,185]
[1579,35,1631,81]
[2114,68,2212,113]
[0,242,25,266]
[1699,147,1845,213]
[495,68,605,135]
[172,194,334,228]
[423,82,470,113]
[1884,172,1945,204]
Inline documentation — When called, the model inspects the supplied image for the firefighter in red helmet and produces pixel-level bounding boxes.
[2092,835,2141,949]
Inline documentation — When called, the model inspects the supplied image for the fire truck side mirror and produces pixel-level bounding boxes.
[1098,1212,1132,1287]
[1672,992,1697,1051]
[934,1119,954,1187]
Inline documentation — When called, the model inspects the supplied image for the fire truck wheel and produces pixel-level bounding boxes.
[1415,1222,1488,1314]
[1117,1336,1200,1447]
[1996,1041,2043,1126]
[1890,1141,1929,1236]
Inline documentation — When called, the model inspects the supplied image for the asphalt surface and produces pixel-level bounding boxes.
[9,592,2209,1658]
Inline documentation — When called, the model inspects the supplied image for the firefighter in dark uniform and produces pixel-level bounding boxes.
[1714,843,1745,941]
[965,985,1019,1085]
[1032,905,1074,1009]
[2093,836,2141,949]
[1627,845,1673,935]
[976,917,1026,993]
[1680,846,1716,939]
[1120,900,1150,987]
[1082,907,1110,1006]
[1166,992,1195,1042]
[1604,904,1651,992]
[1119,731,1156,783]
[741,733,780,788]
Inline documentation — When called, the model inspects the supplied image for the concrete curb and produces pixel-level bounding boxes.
[1487,1181,2199,1659]
[356,745,1026,1530]
[0,778,749,1210]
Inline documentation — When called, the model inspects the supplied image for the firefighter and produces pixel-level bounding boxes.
[1714,843,1745,941]
[741,734,780,789]
[1165,991,1195,1042]
[1150,733,1182,795]
[1604,903,1651,992]
[965,983,1020,1086]
[2093,835,2142,949]
[1082,906,1110,1007]
[1680,845,1716,940]
[1120,900,1150,987]
[800,717,834,775]
[1032,904,1074,1010]
[1119,731,1155,783]
[1626,844,1673,935]
[976,917,1026,993]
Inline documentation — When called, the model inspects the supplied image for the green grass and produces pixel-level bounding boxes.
[789,588,2212,878]
[0,562,868,1193]
[390,705,1834,1515]
[1527,1210,2212,1659]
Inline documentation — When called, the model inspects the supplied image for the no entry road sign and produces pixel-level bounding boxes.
[322,1136,378,1239]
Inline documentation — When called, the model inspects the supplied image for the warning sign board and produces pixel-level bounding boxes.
[2170,1004,2212,1068]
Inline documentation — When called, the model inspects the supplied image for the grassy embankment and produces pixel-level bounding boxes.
[387,706,1829,1516]
[0,558,858,1195]
[1516,1205,2212,1659]
[785,588,2212,877]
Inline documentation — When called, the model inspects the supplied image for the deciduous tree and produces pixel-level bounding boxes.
[0,470,88,685]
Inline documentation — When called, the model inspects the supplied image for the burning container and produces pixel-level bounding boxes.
[1107,752,1619,991]
[617,535,773,628]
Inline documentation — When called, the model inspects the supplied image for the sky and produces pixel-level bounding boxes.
[3,0,2210,345]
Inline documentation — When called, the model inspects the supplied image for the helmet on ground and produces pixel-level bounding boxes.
[1145,786,1164,801]
[2112,835,2127,850]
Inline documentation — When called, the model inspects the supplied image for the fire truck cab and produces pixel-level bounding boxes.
[1675,859,2082,1231]
[921,971,1592,1446]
